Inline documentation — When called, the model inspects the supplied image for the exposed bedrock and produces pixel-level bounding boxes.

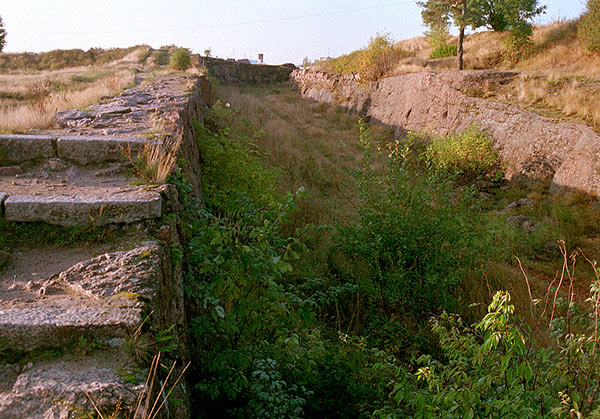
[291,69,600,195]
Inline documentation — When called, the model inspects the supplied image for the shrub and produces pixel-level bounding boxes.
[426,124,501,179]
[503,29,534,64]
[578,0,600,52]
[430,43,457,58]
[328,34,413,82]
[169,47,191,70]
[334,122,477,316]
[383,250,600,417]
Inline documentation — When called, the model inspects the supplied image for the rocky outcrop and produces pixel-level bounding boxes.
[291,69,600,195]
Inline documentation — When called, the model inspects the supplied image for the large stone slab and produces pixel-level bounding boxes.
[0,135,55,163]
[56,136,152,165]
[0,358,144,418]
[0,307,140,351]
[4,194,162,226]
[57,242,162,301]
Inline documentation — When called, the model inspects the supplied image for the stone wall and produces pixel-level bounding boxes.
[291,69,600,195]
[202,56,295,84]
[0,74,213,418]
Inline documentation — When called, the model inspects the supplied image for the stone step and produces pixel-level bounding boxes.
[0,134,156,165]
[0,354,145,418]
[1,192,162,226]
[0,242,163,353]
[0,307,140,352]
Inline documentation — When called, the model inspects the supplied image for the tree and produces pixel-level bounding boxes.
[418,0,545,69]
[468,0,546,32]
[418,0,470,70]
[0,15,6,52]
[578,0,600,52]
[203,47,212,57]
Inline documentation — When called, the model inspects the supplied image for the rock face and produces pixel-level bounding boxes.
[291,69,600,195]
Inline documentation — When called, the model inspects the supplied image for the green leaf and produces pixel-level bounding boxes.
[214,305,225,318]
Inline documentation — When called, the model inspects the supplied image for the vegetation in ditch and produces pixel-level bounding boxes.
[178,96,600,417]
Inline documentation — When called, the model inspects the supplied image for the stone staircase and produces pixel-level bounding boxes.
[0,74,210,418]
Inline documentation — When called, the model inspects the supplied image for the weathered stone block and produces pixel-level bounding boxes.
[56,136,151,165]
[0,135,55,163]
[0,358,144,418]
[0,307,140,352]
[4,194,162,226]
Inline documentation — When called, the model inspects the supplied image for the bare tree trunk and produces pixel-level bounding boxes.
[457,0,466,70]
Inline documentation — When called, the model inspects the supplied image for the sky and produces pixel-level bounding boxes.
[1,0,588,65]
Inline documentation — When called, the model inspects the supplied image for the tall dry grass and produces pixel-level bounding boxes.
[215,83,395,227]
[496,73,600,127]
[131,136,182,184]
[0,70,135,132]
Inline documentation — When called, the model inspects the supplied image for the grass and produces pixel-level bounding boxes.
[0,70,135,132]
[125,136,182,184]
[214,82,395,228]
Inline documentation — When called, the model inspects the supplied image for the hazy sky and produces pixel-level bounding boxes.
[1,1,588,64]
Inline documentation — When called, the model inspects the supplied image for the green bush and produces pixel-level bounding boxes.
[334,122,477,316]
[578,0,600,52]
[426,124,501,179]
[430,43,457,58]
[503,29,534,64]
[379,279,600,417]
[197,101,278,211]
[169,47,191,70]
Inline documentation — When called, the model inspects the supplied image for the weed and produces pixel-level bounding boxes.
[425,124,502,180]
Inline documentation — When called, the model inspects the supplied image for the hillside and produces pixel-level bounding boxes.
[314,20,600,130]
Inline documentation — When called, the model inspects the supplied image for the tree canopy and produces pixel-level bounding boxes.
[418,0,546,69]
[469,0,546,33]
[0,16,6,52]
[419,0,545,34]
